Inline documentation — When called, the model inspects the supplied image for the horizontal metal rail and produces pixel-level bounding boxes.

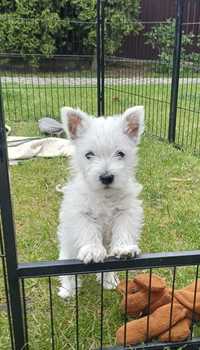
[103,337,200,349]
[17,250,200,278]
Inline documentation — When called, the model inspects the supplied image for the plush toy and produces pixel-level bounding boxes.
[116,273,200,346]
[117,273,171,316]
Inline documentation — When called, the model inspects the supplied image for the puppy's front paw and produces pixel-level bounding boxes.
[110,245,140,258]
[78,244,107,264]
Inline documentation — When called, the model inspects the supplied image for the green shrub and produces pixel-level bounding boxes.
[0,0,70,66]
[0,0,141,66]
[145,19,200,73]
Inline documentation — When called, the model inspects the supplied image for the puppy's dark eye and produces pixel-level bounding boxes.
[85,151,95,159]
[116,151,125,158]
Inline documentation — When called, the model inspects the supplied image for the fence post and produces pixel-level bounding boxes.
[96,0,101,117]
[168,0,184,143]
[0,81,26,350]
[96,0,105,117]
[101,0,105,116]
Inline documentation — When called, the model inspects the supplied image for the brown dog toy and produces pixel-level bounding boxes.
[118,273,171,316]
[116,303,189,345]
[116,274,200,346]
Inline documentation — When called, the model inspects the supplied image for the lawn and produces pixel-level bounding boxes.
[1,133,200,349]
[2,79,200,154]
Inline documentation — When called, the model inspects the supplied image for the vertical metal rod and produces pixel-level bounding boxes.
[96,0,101,117]
[191,265,199,338]
[21,278,29,350]
[169,266,177,341]
[101,0,105,116]
[100,272,104,349]
[0,223,14,350]
[0,80,26,349]
[168,0,184,143]
[123,270,129,348]
[146,268,152,343]
[10,66,17,121]
[75,274,79,350]
[23,60,30,121]
[48,277,55,350]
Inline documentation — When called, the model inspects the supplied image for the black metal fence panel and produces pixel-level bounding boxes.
[0,220,15,350]
[0,13,99,129]
[103,2,176,143]
[175,14,200,155]
[15,254,200,349]
[0,79,25,350]
[103,0,200,155]
[0,0,199,154]
[1,0,200,349]
[0,54,98,126]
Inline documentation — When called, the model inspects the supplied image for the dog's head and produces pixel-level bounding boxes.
[61,106,144,191]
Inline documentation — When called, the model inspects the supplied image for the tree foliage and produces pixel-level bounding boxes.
[145,19,200,72]
[0,0,141,65]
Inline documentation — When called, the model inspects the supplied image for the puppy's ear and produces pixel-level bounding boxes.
[122,106,144,143]
[61,107,90,140]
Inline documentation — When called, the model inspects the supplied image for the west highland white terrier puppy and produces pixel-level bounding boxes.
[57,106,144,298]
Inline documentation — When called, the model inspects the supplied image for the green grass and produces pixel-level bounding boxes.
[3,80,200,154]
[1,130,200,349]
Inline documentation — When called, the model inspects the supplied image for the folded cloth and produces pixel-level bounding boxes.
[7,136,74,161]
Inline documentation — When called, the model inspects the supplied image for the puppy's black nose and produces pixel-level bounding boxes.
[99,174,114,185]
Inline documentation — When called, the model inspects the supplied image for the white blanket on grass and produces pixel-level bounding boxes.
[7,136,73,161]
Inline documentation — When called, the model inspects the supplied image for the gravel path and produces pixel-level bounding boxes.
[1,76,200,86]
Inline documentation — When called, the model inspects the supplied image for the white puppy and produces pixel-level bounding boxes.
[57,106,144,298]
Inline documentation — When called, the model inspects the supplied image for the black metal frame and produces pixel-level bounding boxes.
[0,80,26,350]
[16,252,200,350]
[168,0,184,143]
[97,0,105,116]
[17,251,200,278]
[1,0,200,349]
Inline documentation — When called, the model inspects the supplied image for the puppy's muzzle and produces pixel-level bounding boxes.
[99,173,114,185]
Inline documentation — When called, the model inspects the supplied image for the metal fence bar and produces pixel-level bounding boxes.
[17,251,200,278]
[146,268,152,343]
[100,272,104,349]
[48,277,55,350]
[96,0,101,117]
[0,222,14,350]
[191,264,199,337]
[123,270,129,348]
[21,278,29,350]
[169,266,177,342]
[96,0,105,117]
[75,274,80,350]
[101,0,105,116]
[168,0,184,143]
[104,337,200,349]
[0,80,26,350]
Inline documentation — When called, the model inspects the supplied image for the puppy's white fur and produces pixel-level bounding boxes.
[57,106,144,298]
